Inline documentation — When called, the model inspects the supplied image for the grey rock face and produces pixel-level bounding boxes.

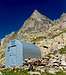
[21,10,53,33]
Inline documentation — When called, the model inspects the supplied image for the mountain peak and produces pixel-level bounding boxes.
[19,10,53,34]
[31,10,46,19]
[32,10,41,15]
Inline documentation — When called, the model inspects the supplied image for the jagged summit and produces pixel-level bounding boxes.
[31,10,44,18]
[32,10,40,15]
[31,10,51,21]
[20,10,53,33]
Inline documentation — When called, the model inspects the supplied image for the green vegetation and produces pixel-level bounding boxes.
[59,46,66,54]
[1,68,29,75]
[62,29,66,32]
[1,69,66,75]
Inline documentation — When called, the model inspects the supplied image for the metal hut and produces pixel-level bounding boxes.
[5,39,41,67]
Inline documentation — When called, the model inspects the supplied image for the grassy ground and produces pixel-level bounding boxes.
[59,46,66,54]
[1,68,29,75]
[0,68,66,75]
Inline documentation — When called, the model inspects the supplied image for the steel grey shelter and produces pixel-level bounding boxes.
[5,39,23,68]
[5,39,41,67]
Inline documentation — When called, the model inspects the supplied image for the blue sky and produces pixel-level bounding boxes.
[0,0,66,39]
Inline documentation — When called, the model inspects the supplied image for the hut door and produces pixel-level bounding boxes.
[8,45,17,67]
[6,40,17,67]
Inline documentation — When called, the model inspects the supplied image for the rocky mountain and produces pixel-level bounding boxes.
[17,10,53,42]
[21,10,53,32]
[0,10,66,64]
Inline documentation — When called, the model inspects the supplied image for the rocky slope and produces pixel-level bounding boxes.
[17,10,53,42]
[17,10,66,57]
[0,10,66,64]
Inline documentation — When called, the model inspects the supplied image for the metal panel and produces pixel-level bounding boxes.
[5,39,23,68]
[23,42,41,59]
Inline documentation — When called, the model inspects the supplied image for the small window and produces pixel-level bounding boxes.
[8,45,16,49]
